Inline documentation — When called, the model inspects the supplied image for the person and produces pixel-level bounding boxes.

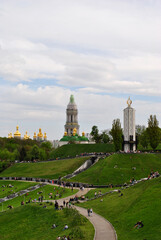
[90,208,93,216]
[134,221,144,229]
[94,192,97,197]
[56,236,61,240]
[87,208,90,216]
[63,224,68,230]
[51,224,57,229]
[63,200,66,207]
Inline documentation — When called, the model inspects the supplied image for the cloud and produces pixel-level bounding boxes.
[0,1,161,139]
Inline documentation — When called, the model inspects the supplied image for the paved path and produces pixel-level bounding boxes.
[54,188,117,240]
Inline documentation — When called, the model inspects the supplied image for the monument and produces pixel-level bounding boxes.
[123,97,136,152]
[64,95,79,135]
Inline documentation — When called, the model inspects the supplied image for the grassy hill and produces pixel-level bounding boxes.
[69,153,161,185]
[0,182,78,211]
[79,177,161,240]
[50,143,115,159]
[0,157,89,179]
[0,205,94,240]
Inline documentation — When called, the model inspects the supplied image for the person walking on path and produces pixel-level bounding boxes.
[87,208,90,216]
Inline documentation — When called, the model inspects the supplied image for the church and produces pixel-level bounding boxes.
[59,95,89,146]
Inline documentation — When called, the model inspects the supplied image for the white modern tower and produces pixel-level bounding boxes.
[123,97,136,152]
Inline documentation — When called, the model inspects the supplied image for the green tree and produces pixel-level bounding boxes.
[135,125,146,145]
[19,147,27,161]
[100,131,110,143]
[110,119,123,151]
[147,115,160,150]
[90,126,101,143]
[139,128,149,149]
[30,145,40,161]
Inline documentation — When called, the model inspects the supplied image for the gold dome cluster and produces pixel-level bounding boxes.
[8,126,47,141]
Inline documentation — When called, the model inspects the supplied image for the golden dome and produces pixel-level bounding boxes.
[82,131,85,136]
[8,133,13,138]
[73,128,77,133]
[24,131,30,140]
[37,128,43,138]
[33,132,37,139]
[44,132,47,139]
[14,125,21,138]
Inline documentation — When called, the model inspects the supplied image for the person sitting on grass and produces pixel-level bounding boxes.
[51,223,58,229]
[63,224,68,230]
[134,221,144,229]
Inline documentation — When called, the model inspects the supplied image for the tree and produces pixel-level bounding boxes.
[30,145,40,161]
[19,147,27,161]
[110,119,123,151]
[90,126,101,143]
[147,115,160,150]
[100,131,110,143]
[139,128,149,149]
[135,125,146,145]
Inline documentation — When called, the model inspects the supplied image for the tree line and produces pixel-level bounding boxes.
[90,115,161,151]
[0,138,54,162]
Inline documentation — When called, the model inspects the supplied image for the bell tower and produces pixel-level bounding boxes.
[65,95,79,135]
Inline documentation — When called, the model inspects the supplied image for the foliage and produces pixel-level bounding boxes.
[147,115,160,150]
[0,137,54,162]
[139,128,149,149]
[100,131,110,143]
[110,119,123,151]
[90,126,101,143]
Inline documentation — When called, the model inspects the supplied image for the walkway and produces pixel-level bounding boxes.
[55,188,117,240]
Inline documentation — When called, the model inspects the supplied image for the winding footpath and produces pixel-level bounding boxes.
[54,188,117,240]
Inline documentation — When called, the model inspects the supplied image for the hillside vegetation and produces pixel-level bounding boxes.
[79,177,161,240]
[0,157,89,179]
[69,153,161,185]
[50,143,115,159]
[0,205,94,240]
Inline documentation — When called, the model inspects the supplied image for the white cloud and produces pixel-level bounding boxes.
[0,1,161,139]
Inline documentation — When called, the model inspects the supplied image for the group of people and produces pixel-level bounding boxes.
[148,170,160,179]
[56,236,71,240]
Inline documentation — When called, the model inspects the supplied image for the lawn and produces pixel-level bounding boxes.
[0,180,37,198]
[70,153,161,185]
[0,157,89,179]
[78,177,161,240]
[50,143,115,159]
[84,187,121,200]
[0,205,94,240]
[0,183,78,212]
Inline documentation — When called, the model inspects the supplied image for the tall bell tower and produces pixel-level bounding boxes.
[64,95,79,135]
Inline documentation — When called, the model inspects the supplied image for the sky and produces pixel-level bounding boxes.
[0,0,161,140]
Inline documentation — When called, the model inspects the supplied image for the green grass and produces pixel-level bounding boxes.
[84,187,121,200]
[69,153,161,185]
[0,157,89,179]
[50,143,115,159]
[78,177,161,240]
[0,180,37,198]
[0,205,94,240]
[0,184,78,212]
